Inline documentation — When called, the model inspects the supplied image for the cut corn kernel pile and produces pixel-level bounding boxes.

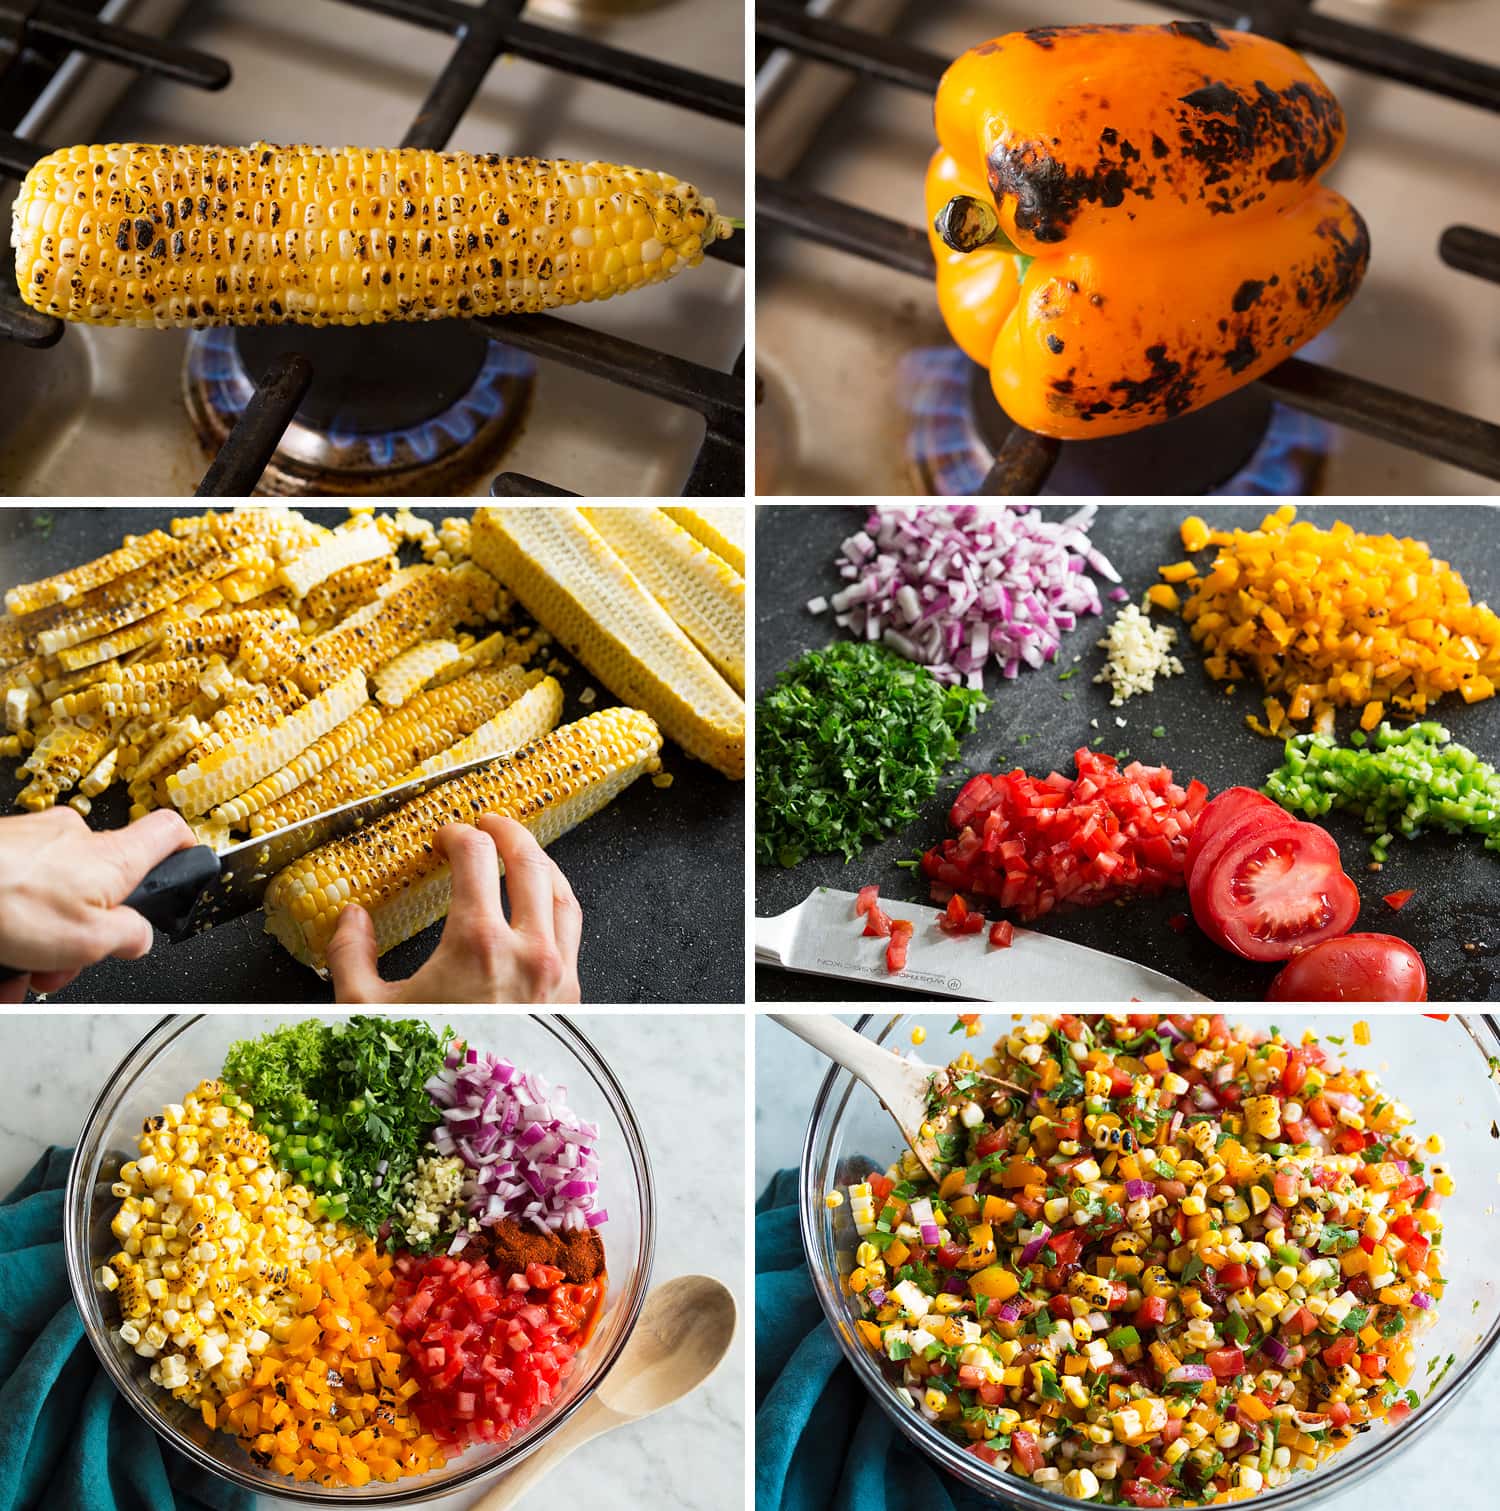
[99,1023,608,1489]
[837,1014,1450,1507]
[1164,506,1500,737]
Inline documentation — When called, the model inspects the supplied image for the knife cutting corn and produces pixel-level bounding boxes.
[12,144,735,328]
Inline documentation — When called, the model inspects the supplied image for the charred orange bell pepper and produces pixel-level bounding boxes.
[927,22,1369,439]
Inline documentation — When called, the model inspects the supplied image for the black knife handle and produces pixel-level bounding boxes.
[0,845,222,984]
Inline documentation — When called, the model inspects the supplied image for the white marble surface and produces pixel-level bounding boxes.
[0,1012,745,1511]
[755,1014,1497,1511]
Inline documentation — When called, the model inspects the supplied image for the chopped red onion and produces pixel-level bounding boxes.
[1260,1335,1294,1368]
[1124,1179,1156,1202]
[810,505,1118,688]
[1166,1364,1214,1384]
[994,1301,1022,1324]
[428,1044,605,1234]
[867,1287,887,1307]
[1019,1226,1052,1266]
[1411,1291,1433,1310]
[920,1223,942,1246]
[942,1276,967,1295]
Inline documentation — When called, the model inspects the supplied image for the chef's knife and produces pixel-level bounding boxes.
[756,887,1210,1002]
[0,745,520,980]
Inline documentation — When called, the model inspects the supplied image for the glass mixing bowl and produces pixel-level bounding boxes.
[65,1013,655,1505]
[800,1011,1500,1508]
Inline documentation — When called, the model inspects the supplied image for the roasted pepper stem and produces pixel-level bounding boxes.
[928,23,1370,441]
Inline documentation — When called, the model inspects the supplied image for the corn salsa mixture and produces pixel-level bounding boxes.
[97,1018,607,1489]
[834,1014,1450,1506]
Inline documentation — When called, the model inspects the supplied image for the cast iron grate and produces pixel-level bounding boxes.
[756,0,1500,494]
[0,0,745,495]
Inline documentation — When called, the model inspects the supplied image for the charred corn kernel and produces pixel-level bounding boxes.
[825,1191,844,1208]
[471,507,744,778]
[165,668,365,817]
[263,706,662,970]
[1070,1272,1113,1309]
[581,507,746,694]
[411,674,564,780]
[278,522,391,598]
[302,555,395,622]
[5,530,180,616]
[1353,1020,1371,1046]
[911,1026,927,1046]
[14,146,734,328]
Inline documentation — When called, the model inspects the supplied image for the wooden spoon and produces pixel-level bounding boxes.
[474,1273,737,1509]
[771,1015,1025,1181]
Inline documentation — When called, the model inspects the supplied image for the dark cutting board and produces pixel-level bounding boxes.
[1,505,743,1005]
[756,504,1500,1003]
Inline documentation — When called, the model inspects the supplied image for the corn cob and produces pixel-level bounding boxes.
[210,702,383,830]
[301,557,393,623]
[263,706,662,970]
[56,659,210,721]
[582,507,745,694]
[248,664,536,834]
[14,144,735,329]
[277,521,392,598]
[159,607,298,661]
[53,582,226,671]
[293,563,497,692]
[19,718,120,808]
[41,657,121,702]
[81,747,119,797]
[4,530,180,616]
[664,505,745,574]
[412,674,564,778]
[373,638,462,707]
[166,668,366,818]
[426,628,544,688]
[470,507,744,779]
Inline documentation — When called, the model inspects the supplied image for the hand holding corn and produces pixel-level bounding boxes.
[12,143,735,328]
[324,815,581,1004]
[0,806,195,1000]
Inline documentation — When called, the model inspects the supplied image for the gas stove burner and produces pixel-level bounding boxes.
[900,347,1329,497]
[184,325,536,496]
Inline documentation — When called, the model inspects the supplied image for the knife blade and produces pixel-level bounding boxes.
[756,887,1210,1002]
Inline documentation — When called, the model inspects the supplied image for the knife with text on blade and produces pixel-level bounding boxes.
[756,887,1209,1002]
[0,745,518,980]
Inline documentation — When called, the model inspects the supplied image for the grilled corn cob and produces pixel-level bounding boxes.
[14,144,734,329]
[277,521,392,597]
[663,506,745,575]
[470,507,744,779]
[373,638,462,708]
[263,706,662,970]
[4,530,178,616]
[411,674,564,778]
[165,667,366,818]
[582,507,745,693]
[301,557,393,624]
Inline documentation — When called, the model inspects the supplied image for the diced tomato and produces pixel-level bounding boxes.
[1323,1336,1358,1369]
[1047,1231,1085,1268]
[1159,1419,1184,1445]
[1133,1456,1173,1486]
[1281,1047,1308,1096]
[1274,1170,1299,1204]
[974,1128,1010,1158]
[1108,1065,1135,1099]
[855,884,879,916]
[1122,1483,1172,1507]
[934,1242,966,1270]
[1402,1234,1431,1273]
[1292,1306,1318,1336]
[967,1442,1002,1465]
[869,1173,894,1204]
[1392,1174,1427,1204]
[1048,1294,1074,1319]
[1058,1014,1086,1041]
[977,1381,1006,1407]
[1383,889,1415,911]
[863,904,892,938]
[1334,1127,1369,1155]
[1307,1095,1335,1130]
[988,918,1014,949]
[940,893,971,933]
[1218,1262,1250,1292]
[1135,1295,1167,1327]
[1205,1347,1246,1379]
[1010,1430,1042,1475]
[1327,1402,1352,1428]
[1359,1353,1386,1381]
[886,919,913,974]
[1386,1401,1413,1425]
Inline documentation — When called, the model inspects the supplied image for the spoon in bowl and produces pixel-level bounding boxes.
[770,1014,1025,1181]
[474,1273,737,1510]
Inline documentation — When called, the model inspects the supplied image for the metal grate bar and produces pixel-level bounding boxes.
[1,257,62,345]
[1258,358,1500,481]
[756,3,942,91]
[979,429,1060,495]
[0,124,44,178]
[757,174,928,278]
[489,472,575,496]
[402,0,518,151]
[21,1,230,90]
[475,311,742,424]
[323,0,471,33]
[759,176,1500,482]
[1440,226,1500,286]
[195,353,314,496]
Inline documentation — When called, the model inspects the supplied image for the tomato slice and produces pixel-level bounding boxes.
[1185,786,1282,879]
[1193,819,1360,962]
[1266,933,1427,1001]
[1186,803,1301,918]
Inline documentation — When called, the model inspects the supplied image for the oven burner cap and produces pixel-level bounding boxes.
[900,347,1327,496]
[184,323,536,495]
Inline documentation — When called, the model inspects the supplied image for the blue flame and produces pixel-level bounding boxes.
[187,331,536,473]
[899,346,1331,496]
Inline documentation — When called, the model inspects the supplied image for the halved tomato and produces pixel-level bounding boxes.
[1266,933,1427,1001]
[1185,787,1282,879]
[1192,819,1360,962]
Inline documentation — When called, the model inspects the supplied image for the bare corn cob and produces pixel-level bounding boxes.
[14,144,734,329]
[278,521,392,597]
[4,530,179,616]
[166,668,366,817]
[249,664,537,835]
[210,702,383,830]
[582,507,745,693]
[294,563,498,692]
[411,675,564,778]
[374,639,462,707]
[663,506,745,574]
[470,507,744,779]
[263,706,662,970]
[302,558,392,623]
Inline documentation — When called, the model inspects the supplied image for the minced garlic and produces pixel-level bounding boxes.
[1094,603,1183,707]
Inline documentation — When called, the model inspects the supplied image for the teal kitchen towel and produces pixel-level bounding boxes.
[0,1146,254,1511]
[756,1168,1000,1511]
